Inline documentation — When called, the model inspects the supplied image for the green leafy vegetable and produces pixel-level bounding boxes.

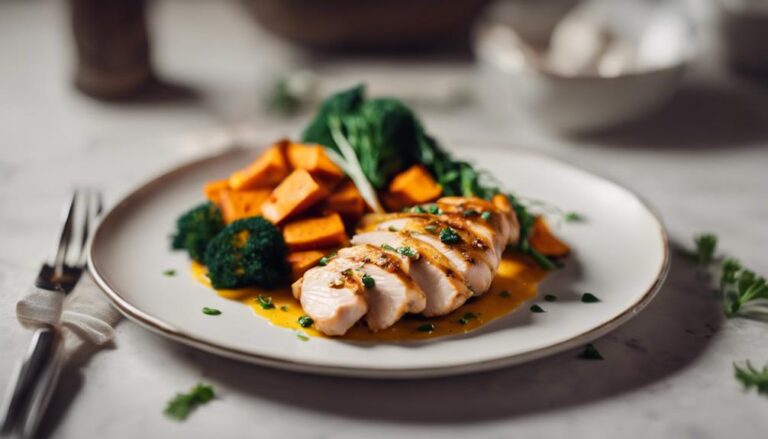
[298,315,314,328]
[258,294,275,310]
[720,258,768,318]
[734,361,768,396]
[581,293,601,303]
[427,205,442,215]
[203,217,290,289]
[171,202,224,262]
[578,344,603,360]
[164,384,215,421]
[318,253,335,267]
[163,269,176,277]
[564,212,584,223]
[301,85,555,269]
[362,274,376,289]
[202,307,221,316]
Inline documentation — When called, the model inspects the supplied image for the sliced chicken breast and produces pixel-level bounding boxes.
[336,245,426,331]
[295,258,367,336]
[352,231,473,316]
[437,197,519,246]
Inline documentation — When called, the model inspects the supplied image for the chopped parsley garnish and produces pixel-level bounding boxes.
[163,269,176,277]
[734,361,768,396]
[720,258,768,318]
[544,294,557,302]
[480,211,491,221]
[427,205,442,215]
[381,243,396,252]
[578,343,603,360]
[424,224,438,234]
[688,233,718,266]
[439,227,461,245]
[296,332,310,342]
[458,312,478,324]
[581,293,600,303]
[202,307,221,316]
[362,274,376,288]
[164,383,215,421]
[417,323,435,332]
[318,253,335,267]
[280,305,289,312]
[499,290,511,298]
[257,294,275,310]
[410,206,426,214]
[530,304,545,313]
[564,212,584,223]
[397,246,419,260]
[298,315,314,328]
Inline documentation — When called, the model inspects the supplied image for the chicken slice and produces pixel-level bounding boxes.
[352,231,473,316]
[437,197,520,246]
[294,258,367,336]
[336,245,426,331]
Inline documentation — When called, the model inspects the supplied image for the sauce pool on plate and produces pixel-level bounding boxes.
[191,252,546,341]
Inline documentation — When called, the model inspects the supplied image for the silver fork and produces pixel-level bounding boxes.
[0,189,102,438]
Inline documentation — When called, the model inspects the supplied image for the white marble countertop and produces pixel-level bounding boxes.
[2,1,768,438]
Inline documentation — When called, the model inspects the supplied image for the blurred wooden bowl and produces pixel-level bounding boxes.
[243,0,492,51]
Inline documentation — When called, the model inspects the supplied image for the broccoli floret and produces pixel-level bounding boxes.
[171,202,224,262]
[203,217,290,289]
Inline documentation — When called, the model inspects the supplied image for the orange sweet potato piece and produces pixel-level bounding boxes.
[491,193,512,213]
[287,250,326,279]
[282,213,347,251]
[286,143,345,185]
[260,169,329,224]
[530,217,570,257]
[203,179,230,205]
[228,143,290,190]
[219,189,271,223]
[388,165,442,206]
[321,180,365,220]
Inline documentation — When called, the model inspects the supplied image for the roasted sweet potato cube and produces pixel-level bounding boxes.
[321,180,365,220]
[491,193,512,213]
[530,217,570,257]
[286,143,345,185]
[282,213,347,251]
[287,250,326,279]
[203,179,230,205]
[228,143,290,190]
[388,165,442,206]
[260,169,329,224]
[219,189,272,223]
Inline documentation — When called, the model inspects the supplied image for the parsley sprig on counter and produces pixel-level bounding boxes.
[735,362,768,396]
[301,84,558,269]
[720,258,768,318]
[165,384,215,421]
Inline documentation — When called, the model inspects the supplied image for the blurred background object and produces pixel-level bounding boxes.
[718,0,768,76]
[474,0,695,133]
[71,0,153,99]
[243,0,491,51]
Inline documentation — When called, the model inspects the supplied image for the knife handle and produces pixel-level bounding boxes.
[0,327,56,435]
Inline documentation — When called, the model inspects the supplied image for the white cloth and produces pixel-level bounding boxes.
[16,275,122,362]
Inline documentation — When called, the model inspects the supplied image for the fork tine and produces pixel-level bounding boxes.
[51,191,78,274]
[75,189,102,267]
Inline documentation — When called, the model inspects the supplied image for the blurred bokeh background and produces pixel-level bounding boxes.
[3,0,768,157]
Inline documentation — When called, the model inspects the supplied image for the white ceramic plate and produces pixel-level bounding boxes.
[88,146,669,378]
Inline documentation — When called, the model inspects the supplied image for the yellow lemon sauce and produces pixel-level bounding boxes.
[191,252,546,341]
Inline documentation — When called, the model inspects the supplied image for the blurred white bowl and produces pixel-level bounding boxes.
[473,0,696,133]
